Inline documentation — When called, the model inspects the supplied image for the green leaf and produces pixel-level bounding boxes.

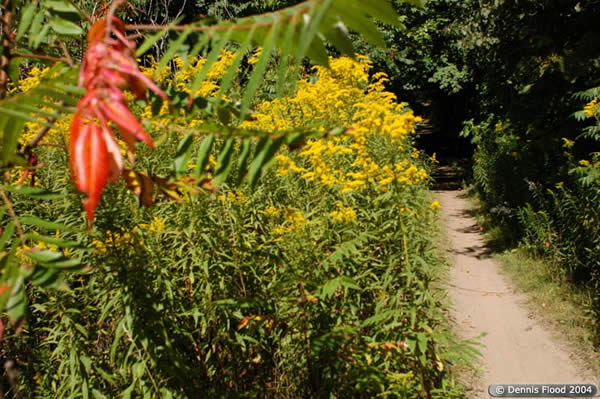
[173,134,194,177]
[276,13,299,97]
[194,135,215,176]
[417,333,428,353]
[30,267,60,288]
[330,1,385,47]
[340,276,361,291]
[43,257,81,270]
[214,138,235,186]
[50,16,83,35]
[322,22,355,56]
[44,0,81,13]
[8,58,23,87]
[320,278,341,299]
[16,3,37,41]
[355,0,403,27]
[240,20,280,120]
[32,24,51,49]
[25,249,64,264]
[92,389,108,399]
[0,222,15,251]
[188,28,234,100]
[1,117,25,165]
[28,11,45,48]
[24,233,80,248]
[182,33,211,70]
[110,319,126,363]
[296,0,333,63]
[0,107,51,127]
[20,216,79,232]
[155,27,193,81]
[248,136,285,187]
[0,185,62,200]
[6,276,26,323]
[236,140,252,185]
[216,27,257,101]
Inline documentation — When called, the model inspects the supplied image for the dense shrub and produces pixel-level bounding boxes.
[1,56,468,398]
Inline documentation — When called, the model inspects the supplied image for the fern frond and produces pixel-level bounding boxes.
[573,87,600,101]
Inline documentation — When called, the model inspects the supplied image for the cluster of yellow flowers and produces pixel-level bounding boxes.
[92,228,141,254]
[261,206,309,235]
[139,51,236,128]
[242,55,427,193]
[562,137,575,148]
[584,98,598,118]
[15,231,71,263]
[92,217,167,254]
[247,48,262,65]
[329,202,357,223]
[138,217,167,233]
[13,66,71,147]
[430,200,441,211]
[218,191,248,204]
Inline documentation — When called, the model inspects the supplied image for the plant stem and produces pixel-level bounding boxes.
[66,0,93,23]
[10,52,70,63]
[59,41,75,67]
[19,101,65,155]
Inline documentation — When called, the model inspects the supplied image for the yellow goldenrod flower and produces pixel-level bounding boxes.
[329,203,357,223]
[584,98,598,118]
[562,138,575,148]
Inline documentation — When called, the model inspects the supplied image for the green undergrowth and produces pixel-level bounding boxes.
[2,154,469,398]
[0,51,472,398]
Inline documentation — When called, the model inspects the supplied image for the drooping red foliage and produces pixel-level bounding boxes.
[69,16,167,221]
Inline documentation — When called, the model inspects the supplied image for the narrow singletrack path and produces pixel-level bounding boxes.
[436,190,594,398]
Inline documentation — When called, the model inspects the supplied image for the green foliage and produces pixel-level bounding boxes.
[0,0,416,333]
[16,0,85,49]
[0,111,470,398]
[138,0,408,119]
[0,0,474,396]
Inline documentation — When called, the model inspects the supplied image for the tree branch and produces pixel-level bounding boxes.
[19,101,65,155]
[0,0,15,100]
[59,41,75,67]
[66,0,93,23]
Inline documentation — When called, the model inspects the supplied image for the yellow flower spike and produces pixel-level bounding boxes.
[562,138,575,148]
[430,200,442,211]
[262,206,280,217]
[583,98,598,118]
[248,47,263,65]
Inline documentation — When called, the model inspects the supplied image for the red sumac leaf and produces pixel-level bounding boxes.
[69,16,168,222]
[70,122,110,221]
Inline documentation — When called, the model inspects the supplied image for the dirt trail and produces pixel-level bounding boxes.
[436,190,595,398]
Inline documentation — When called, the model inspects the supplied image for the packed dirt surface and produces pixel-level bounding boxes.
[436,190,595,398]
